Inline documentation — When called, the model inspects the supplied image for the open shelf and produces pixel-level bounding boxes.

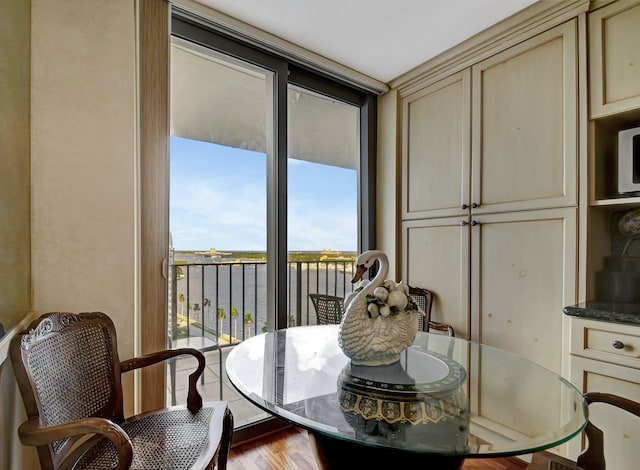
[591,198,640,208]
[590,110,640,204]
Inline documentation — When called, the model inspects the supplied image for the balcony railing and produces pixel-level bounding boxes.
[168,254,356,347]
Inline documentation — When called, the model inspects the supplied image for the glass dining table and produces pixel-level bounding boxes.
[225,325,587,469]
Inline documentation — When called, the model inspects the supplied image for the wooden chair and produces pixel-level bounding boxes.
[528,392,640,470]
[408,286,456,336]
[10,311,233,470]
[309,293,344,325]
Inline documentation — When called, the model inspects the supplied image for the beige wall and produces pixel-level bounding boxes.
[0,1,34,466]
[0,0,31,333]
[30,0,137,353]
[1,0,139,465]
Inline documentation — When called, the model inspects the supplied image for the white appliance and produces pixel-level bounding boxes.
[618,126,640,193]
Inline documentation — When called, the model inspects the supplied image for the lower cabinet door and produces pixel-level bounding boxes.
[470,207,577,376]
[570,355,640,469]
[402,217,470,339]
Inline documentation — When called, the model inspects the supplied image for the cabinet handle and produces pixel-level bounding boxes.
[461,204,468,210]
[612,340,625,350]
[460,221,467,226]
[471,202,479,209]
[471,220,479,226]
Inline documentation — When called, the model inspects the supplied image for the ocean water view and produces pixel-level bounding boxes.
[169,250,357,344]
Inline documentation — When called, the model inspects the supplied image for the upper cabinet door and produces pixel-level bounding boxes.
[471,20,578,214]
[401,69,471,220]
[589,0,640,118]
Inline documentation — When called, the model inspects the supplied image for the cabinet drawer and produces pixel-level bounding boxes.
[585,328,640,359]
[571,318,640,368]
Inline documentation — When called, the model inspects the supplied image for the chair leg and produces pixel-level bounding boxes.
[217,407,234,470]
[218,347,223,400]
[170,356,177,406]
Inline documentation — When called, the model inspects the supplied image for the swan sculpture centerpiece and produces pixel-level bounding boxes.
[338,250,421,366]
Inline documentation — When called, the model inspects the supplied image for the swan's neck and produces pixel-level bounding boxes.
[353,254,388,306]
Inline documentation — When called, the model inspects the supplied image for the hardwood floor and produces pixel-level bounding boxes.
[228,426,528,469]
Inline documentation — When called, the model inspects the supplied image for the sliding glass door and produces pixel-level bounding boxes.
[168,8,375,432]
[286,84,360,326]
[169,37,273,345]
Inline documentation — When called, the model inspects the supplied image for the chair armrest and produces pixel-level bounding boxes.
[120,348,205,412]
[427,320,456,337]
[18,417,133,470]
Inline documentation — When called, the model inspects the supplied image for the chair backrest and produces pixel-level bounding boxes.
[577,392,640,470]
[408,286,455,336]
[309,294,344,325]
[10,311,124,469]
[408,286,433,332]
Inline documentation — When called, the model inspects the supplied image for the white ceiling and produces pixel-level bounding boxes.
[193,0,539,83]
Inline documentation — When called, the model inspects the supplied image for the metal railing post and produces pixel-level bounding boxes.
[295,262,302,326]
[186,265,190,334]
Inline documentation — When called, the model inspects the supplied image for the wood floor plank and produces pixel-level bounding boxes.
[228,426,528,469]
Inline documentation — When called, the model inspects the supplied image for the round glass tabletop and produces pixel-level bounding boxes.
[225,325,587,459]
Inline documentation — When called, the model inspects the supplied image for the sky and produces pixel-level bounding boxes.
[170,136,358,252]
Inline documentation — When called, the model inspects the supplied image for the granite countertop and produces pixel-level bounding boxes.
[564,301,640,326]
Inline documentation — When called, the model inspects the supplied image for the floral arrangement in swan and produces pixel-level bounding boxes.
[338,250,422,366]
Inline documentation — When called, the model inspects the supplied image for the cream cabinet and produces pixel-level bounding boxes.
[586,0,640,204]
[400,19,579,375]
[402,20,578,221]
[471,20,578,214]
[585,0,640,295]
[403,208,576,374]
[470,208,576,374]
[568,318,640,469]
[563,2,640,466]
[589,0,640,118]
[402,69,470,220]
[402,217,470,338]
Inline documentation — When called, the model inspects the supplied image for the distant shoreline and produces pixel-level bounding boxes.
[172,249,357,263]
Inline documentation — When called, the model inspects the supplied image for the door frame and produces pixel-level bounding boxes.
[139,1,377,412]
